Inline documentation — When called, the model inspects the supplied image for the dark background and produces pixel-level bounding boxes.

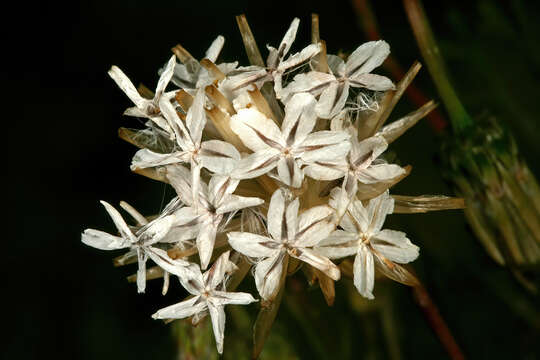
[13,0,540,359]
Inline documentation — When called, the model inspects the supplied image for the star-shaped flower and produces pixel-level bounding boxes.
[305,115,406,197]
[220,18,320,98]
[131,89,241,205]
[227,189,340,300]
[108,55,177,134]
[167,165,264,269]
[315,188,419,299]
[152,251,257,354]
[230,92,350,188]
[281,41,394,118]
[81,201,193,293]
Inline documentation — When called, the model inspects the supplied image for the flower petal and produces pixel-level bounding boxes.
[267,189,286,242]
[131,149,189,170]
[290,248,340,281]
[349,73,394,91]
[281,93,317,147]
[166,165,194,206]
[230,108,285,152]
[205,35,225,63]
[197,220,219,270]
[108,66,145,108]
[353,245,375,299]
[315,230,358,259]
[152,295,207,320]
[355,163,406,184]
[136,249,148,293]
[276,157,303,188]
[204,250,233,290]
[254,251,286,300]
[200,140,241,175]
[371,229,419,264]
[231,148,280,180]
[295,205,334,247]
[81,229,131,250]
[155,55,176,96]
[345,40,390,77]
[227,232,279,258]
[211,291,257,306]
[100,201,136,243]
[217,195,264,215]
[207,301,226,354]
[186,89,207,147]
[315,81,349,119]
[366,191,394,234]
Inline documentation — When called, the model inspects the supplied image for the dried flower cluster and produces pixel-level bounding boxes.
[82,15,464,355]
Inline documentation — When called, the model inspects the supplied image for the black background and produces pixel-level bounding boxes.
[13,0,540,359]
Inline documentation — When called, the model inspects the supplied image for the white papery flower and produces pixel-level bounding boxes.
[166,35,238,92]
[305,115,406,196]
[227,189,340,300]
[315,188,419,299]
[131,89,241,202]
[81,201,193,293]
[220,18,320,98]
[281,41,394,118]
[108,55,177,134]
[167,165,264,269]
[152,251,257,354]
[230,93,350,188]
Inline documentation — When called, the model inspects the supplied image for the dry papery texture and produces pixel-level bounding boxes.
[82,14,464,356]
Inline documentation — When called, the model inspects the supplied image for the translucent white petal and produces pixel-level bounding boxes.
[277,43,321,73]
[315,81,349,119]
[152,296,207,320]
[283,197,298,241]
[205,35,225,63]
[349,73,394,91]
[345,40,390,77]
[366,191,394,234]
[197,220,219,270]
[200,140,241,175]
[291,248,340,281]
[279,71,335,103]
[207,301,226,354]
[81,229,131,250]
[267,189,286,242]
[204,251,232,290]
[216,195,264,215]
[136,249,148,293]
[186,89,207,147]
[371,229,419,264]
[315,230,359,259]
[139,215,175,245]
[100,201,136,243]
[353,245,375,299]
[227,232,279,258]
[276,157,303,188]
[108,66,145,108]
[155,55,176,96]
[255,251,286,300]
[295,206,335,247]
[211,290,257,306]
[231,149,280,180]
[131,149,189,170]
[355,163,406,184]
[281,92,317,146]
[166,165,194,206]
[230,108,285,152]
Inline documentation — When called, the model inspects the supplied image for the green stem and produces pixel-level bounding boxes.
[403,0,474,132]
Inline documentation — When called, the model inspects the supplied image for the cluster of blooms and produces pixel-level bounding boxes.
[82,16,461,354]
